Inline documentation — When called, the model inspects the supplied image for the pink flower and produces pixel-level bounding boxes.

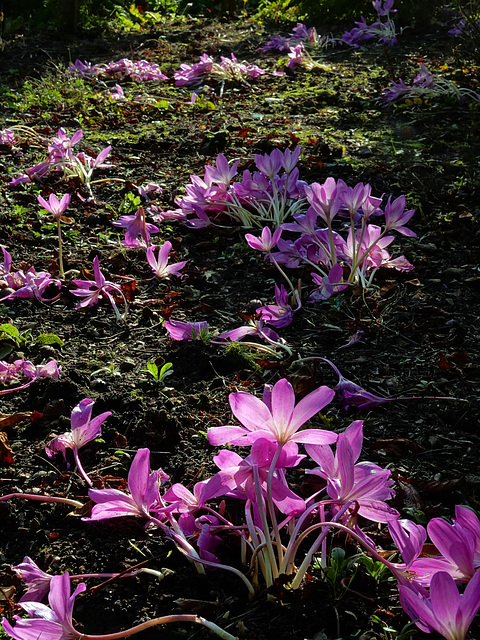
[146,242,187,279]
[245,226,282,252]
[37,193,71,221]
[207,378,337,447]
[1,572,85,640]
[399,570,480,640]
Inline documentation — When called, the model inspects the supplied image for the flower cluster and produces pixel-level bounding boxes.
[341,0,397,48]
[381,62,480,105]
[0,247,61,302]
[162,146,306,229]
[67,57,168,81]
[261,22,326,52]
[9,128,112,194]
[3,380,480,640]
[173,53,266,87]
[0,359,60,395]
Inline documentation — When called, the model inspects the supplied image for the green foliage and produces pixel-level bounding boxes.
[0,323,63,359]
[144,361,174,384]
[254,0,304,23]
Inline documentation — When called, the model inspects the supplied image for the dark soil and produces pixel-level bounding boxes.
[0,12,479,640]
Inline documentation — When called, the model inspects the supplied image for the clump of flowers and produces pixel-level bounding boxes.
[0,359,60,395]
[157,147,415,292]
[67,57,168,82]
[2,378,480,640]
[160,146,306,229]
[173,53,266,87]
[0,129,16,146]
[9,127,112,198]
[261,22,331,52]
[381,62,480,105]
[0,247,62,302]
[341,0,398,48]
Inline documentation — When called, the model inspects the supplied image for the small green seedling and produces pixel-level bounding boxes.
[144,361,173,384]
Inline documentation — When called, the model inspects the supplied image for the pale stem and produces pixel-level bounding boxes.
[266,444,285,568]
[252,465,279,582]
[56,218,65,279]
[0,493,84,508]
[73,447,93,487]
[80,614,238,640]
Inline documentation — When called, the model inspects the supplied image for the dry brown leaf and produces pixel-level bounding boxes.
[0,412,31,429]
[0,432,14,464]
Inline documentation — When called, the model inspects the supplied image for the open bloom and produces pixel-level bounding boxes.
[207,377,337,447]
[146,242,187,279]
[305,420,398,522]
[37,193,71,221]
[112,207,159,247]
[245,226,282,253]
[12,557,52,603]
[71,256,127,319]
[399,570,480,640]
[409,506,480,586]
[46,398,111,462]
[86,448,169,522]
[256,283,294,328]
[1,572,84,640]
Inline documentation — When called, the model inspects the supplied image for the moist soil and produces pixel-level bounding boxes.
[0,12,479,640]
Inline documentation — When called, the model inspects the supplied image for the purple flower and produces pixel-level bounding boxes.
[3,268,61,302]
[245,226,282,252]
[409,507,480,586]
[213,438,306,515]
[164,319,210,342]
[45,398,111,462]
[305,178,342,224]
[37,193,71,221]
[256,283,294,328]
[0,359,60,396]
[12,557,52,603]
[48,128,83,164]
[309,264,348,302]
[146,242,187,279]
[112,207,159,247]
[207,377,337,447]
[1,572,84,640]
[204,153,239,186]
[71,256,127,319]
[216,318,279,343]
[399,570,480,640]
[383,195,416,237]
[305,420,398,523]
[0,246,12,276]
[86,448,169,522]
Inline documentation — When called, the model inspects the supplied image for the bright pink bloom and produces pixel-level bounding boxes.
[207,378,337,447]
[399,570,480,640]
[146,242,187,279]
[86,448,169,522]
[1,572,85,640]
[306,420,398,522]
[164,319,210,341]
[37,193,71,221]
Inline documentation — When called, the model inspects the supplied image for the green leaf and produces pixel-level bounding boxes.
[146,362,159,380]
[158,362,173,380]
[35,333,64,346]
[0,323,19,340]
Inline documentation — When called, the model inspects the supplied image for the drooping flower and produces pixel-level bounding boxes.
[71,256,128,319]
[146,242,187,279]
[164,319,210,342]
[86,448,169,522]
[46,398,111,463]
[1,572,85,640]
[12,557,52,603]
[256,283,294,328]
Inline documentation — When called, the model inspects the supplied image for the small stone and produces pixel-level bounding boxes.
[119,358,136,373]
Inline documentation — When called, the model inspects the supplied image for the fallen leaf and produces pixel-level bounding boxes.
[0,412,31,429]
[370,438,421,457]
[0,432,14,464]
